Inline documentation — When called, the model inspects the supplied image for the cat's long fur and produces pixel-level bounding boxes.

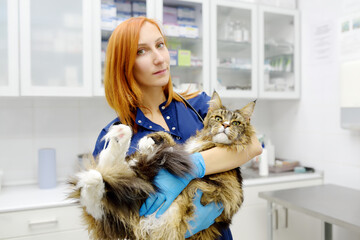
[68,91,256,240]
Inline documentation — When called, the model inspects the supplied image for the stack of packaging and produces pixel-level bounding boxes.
[101,0,146,32]
[163,5,199,38]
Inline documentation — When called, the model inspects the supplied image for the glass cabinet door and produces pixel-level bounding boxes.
[19,0,92,96]
[94,0,151,96]
[211,0,257,98]
[0,0,19,96]
[161,0,210,94]
[259,6,300,99]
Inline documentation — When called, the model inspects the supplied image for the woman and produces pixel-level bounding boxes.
[93,16,262,239]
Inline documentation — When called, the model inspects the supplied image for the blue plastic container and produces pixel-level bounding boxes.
[38,148,57,189]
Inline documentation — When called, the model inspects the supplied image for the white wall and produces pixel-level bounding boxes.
[0,97,116,185]
[268,0,360,239]
[289,0,360,190]
[227,1,360,238]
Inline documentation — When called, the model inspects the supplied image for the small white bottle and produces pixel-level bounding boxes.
[242,25,249,42]
[233,21,243,42]
[267,140,275,166]
[259,143,269,176]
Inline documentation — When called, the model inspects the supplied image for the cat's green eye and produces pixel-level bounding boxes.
[232,121,240,126]
[215,116,223,122]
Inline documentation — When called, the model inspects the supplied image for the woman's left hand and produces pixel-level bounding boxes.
[185,189,224,238]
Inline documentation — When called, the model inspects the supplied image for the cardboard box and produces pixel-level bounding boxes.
[178,50,191,66]
[169,49,178,66]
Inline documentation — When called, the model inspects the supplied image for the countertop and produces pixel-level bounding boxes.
[242,167,323,187]
[0,169,322,213]
[0,183,76,213]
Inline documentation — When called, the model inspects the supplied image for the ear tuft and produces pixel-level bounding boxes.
[241,101,256,122]
[208,91,223,111]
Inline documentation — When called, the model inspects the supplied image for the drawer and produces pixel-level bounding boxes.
[0,205,86,239]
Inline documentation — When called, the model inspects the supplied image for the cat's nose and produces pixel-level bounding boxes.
[222,123,230,129]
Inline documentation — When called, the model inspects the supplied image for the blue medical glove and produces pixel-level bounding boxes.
[185,190,224,238]
[139,152,205,218]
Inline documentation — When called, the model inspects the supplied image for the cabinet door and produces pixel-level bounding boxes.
[230,177,323,240]
[273,205,322,240]
[160,0,210,94]
[93,0,153,96]
[19,0,92,96]
[259,6,300,99]
[0,0,19,96]
[211,0,257,98]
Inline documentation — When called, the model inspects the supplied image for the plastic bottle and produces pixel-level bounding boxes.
[225,21,234,41]
[234,21,243,42]
[267,139,275,166]
[242,23,249,42]
[259,143,269,176]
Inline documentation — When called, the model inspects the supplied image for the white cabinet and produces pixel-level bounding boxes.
[95,0,300,99]
[0,0,19,96]
[259,6,300,99]
[230,175,323,240]
[93,0,154,96]
[210,0,300,99]
[0,205,88,240]
[1,0,299,98]
[19,0,93,96]
[94,0,210,95]
[211,0,258,98]
[95,0,301,99]
[162,0,210,94]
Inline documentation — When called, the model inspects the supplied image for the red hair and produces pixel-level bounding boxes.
[104,17,197,131]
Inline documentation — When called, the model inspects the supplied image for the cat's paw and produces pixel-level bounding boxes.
[76,169,105,220]
[99,124,132,168]
[113,124,132,142]
[105,124,132,143]
[138,136,155,153]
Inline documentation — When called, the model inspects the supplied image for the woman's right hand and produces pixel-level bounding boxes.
[139,153,206,218]
[139,168,192,218]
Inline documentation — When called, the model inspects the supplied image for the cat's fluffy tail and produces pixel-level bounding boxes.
[68,156,154,220]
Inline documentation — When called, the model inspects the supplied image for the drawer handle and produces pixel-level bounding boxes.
[28,218,58,228]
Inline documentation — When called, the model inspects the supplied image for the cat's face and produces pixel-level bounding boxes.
[205,92,255,145]
[206,109,247,144]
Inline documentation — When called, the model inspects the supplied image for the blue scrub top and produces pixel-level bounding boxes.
[92,92,232,240]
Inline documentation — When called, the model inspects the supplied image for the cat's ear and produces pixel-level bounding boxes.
[240,100,256,122]
[208,91,223,111]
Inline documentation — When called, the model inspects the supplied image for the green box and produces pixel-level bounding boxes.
[178,50,191,66]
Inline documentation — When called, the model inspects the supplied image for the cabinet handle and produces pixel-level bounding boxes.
[28,218,58,228]
[273,208,278,230]
[284,207,288,228]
